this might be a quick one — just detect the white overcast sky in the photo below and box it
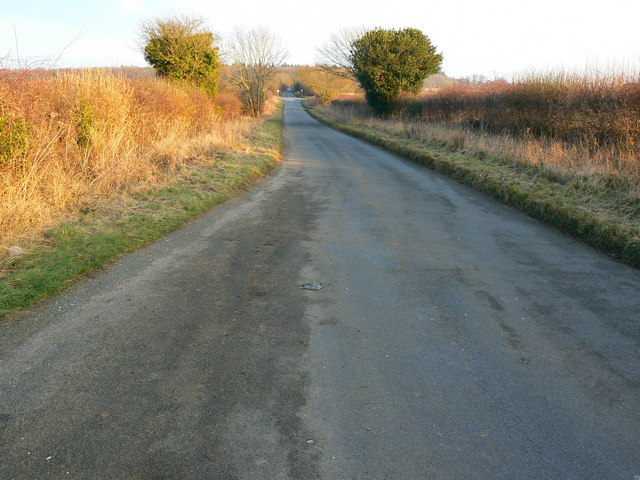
[2,0,639,78]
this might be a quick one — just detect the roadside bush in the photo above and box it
[399,73,640,159]
[0,113,31,163]
[294,66,357,105]
[215,91,243,118]
[327,70,640,178]
[226,27,288,116]
[75,99,95,150]
[141,15,220,96]
[0,69,253,251]
[351,28,442,115]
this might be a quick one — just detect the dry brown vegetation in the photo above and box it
[330,71,640,179]
[294,66,359,105]
[0,68,263,254]
[311,70,639,266]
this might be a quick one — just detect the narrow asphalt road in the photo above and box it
[1,97,639,480]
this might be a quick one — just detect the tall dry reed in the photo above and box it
[0,69,251,253]
[331,70,640,178]
[402,72,640,176]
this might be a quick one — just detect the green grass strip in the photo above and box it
[0,105,283,318]
[304,102,640,269]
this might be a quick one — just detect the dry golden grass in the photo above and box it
[308,100,639,267]
[326,98,640,224]
[321,69,640,253]
[0,69,255,255]
[330,75,640,180]
[390,71,640,178]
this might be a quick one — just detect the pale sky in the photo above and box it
[2,0,639,78]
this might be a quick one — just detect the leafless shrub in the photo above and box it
[315,27,365,80]
[225,27,288,116]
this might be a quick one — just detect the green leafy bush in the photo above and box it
[351,28,443,115]
[75,99,95,150]
[141,15,220,97]
[0,113,31,163]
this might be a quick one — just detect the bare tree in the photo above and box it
[296,66,357,105]
[226,27,288,116]
[315,27,365,80]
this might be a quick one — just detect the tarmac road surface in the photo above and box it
[1,96,639,479]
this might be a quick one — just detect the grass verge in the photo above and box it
[304,101,640,269]
[0,104,283,319]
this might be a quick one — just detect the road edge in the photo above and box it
[0,103,285,319]
[302,101,639,269]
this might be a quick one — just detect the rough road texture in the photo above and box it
[1,97,639,479]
